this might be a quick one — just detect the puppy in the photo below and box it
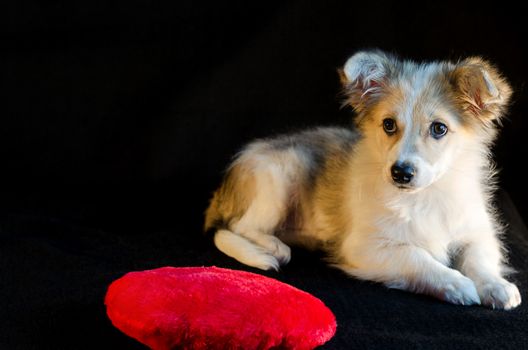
[205,50,521,309]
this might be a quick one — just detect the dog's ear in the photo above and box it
[449,57,512,124]
[339,50,395,113]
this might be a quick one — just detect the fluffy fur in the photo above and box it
[205,50,521,309]
[105,267,336,349]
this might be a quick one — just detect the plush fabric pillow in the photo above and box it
[105,266,336,350]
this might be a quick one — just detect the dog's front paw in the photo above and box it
[438,273,481,306]
[476,278,521,310]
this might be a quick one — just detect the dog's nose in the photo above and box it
[391,163,415,184]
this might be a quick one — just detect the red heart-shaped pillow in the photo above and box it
[105,266,336,349]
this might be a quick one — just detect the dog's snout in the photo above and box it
[391,162,415,184]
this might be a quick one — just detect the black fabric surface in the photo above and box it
[2,1,528,349]
[1,191,527,349]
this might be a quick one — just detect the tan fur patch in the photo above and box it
[204,161,256,231]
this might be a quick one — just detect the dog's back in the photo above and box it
[205,127,360,269]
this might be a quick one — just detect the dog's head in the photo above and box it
[340,50,512,191]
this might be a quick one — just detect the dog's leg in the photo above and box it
[214,230,285,271]
[458,237,521,310]
[214,229,291,271]
[214,160,293,271]
[340,243,481,306]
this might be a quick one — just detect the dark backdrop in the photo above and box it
[2,1,528,229]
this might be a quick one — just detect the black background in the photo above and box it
[2,1,528,349]
[2,1,528,227]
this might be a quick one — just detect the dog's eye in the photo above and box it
[430,122,448,139]
[383,118,397,135]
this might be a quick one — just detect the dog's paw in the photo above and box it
[254,235,291,265]
[245,252,281,271]
[268,237,291,265]
[439,273,481,306]
[476,279,521,310]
